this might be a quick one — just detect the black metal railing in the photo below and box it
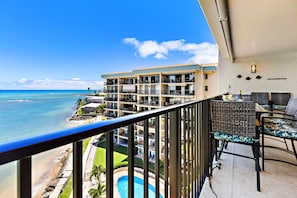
[0,97,215,198]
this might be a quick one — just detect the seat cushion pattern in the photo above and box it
[264,118,297,140]
[273,105,287,112]
[214,132,259,144]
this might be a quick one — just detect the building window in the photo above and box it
[205,74,208,79]
[205,86,208,91]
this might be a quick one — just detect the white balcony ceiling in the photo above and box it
[198,0,297,61]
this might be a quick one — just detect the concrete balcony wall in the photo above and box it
[217,51,297,96]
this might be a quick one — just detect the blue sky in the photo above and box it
[0,0,217,90]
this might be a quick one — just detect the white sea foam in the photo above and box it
[7,99,33,103]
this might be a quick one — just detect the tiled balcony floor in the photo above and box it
[200,137,297,198]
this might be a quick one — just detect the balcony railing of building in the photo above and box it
[105,79,118,85]
[120,98,137,103]
[104,97,118,101]
[0,97,215,198]
[120,79,137,84]
[103,89,118,93]
[138,80,160,84]
[120,90,137,94]
[137,90,160,95]
[138,100,159,107]
[105,105,118,110]
[162,90,195,96]
[120,107,137,112]
[162,78,195,83]
[104,113,118,118]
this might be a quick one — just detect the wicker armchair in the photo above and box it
[210,100,260,191]
[261,97,297,170]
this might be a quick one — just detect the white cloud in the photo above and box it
[123,38,218,64]
[154,53,167,59]
[0,78,104,90]
[19,78,28,83]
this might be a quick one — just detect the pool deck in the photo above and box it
[113,167,165,198]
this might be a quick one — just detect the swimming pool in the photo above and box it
[117,175,163,198]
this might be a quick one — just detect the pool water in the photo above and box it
[117,176,163,198]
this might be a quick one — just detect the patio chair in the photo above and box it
[270,92,291,112]
[251,92,270,109]
[261,97,297,170]
[210,100,260,191]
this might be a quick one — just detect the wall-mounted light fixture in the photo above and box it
[251,64,256,73]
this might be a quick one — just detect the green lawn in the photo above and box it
[93,146,128,169]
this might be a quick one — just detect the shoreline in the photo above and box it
[0,116,99,198]
[33,116,99,198]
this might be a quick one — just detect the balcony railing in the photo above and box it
[0,97,215,198]
[162,90,195,96]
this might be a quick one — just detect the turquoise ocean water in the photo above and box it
[0,90,90,195]
[0,90,89,144]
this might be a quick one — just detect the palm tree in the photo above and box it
[89,164,106,198]
[89,164,105,182]
[88,182,106,198]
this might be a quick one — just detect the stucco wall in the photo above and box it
[217,51,297,97]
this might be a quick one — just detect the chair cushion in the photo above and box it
[260,104,271,110]
[214,132,259,144]
[263,118,297,140]
[273,105,287,112]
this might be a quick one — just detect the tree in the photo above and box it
[88,165,106,198]
[96,103,106,115]
[89,164,105,181]
[88,182,106,198]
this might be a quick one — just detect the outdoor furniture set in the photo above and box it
[209,92,297,191]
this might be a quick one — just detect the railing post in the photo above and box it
[17,156,32,198]
[106,131,114,198]
[155,115,160,198]
[128,124,134,198]
[144,119,149,198]
[164,113,169,198]
[73,140,83,198]
[170,109,181,198]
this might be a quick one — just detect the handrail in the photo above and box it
[0,99,204,165]
[0,96,219,198]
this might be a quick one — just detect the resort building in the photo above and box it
[101,63,217,159]
[3,2,297,198]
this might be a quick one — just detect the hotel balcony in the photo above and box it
[162,90,195,96]
[0,97,216,198]
[137,90,160,95]
[104,97,118,102]
[119,98,137,103]
[1,93,297,198]
[1,1,297,198]
[103,89,118,93]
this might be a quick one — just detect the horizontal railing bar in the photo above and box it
[0,97,215,165]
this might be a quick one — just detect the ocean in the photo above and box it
[0,90,89,144]
[0,90,90,197]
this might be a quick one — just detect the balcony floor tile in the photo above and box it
[200,138,297,198]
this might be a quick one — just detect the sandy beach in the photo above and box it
[0,116,98,198]
[0,146,70,198]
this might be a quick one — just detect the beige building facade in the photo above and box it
[101,63,217,159]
